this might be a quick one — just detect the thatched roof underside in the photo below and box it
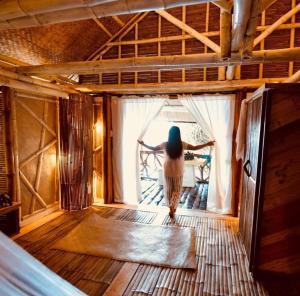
[0,0,299,92]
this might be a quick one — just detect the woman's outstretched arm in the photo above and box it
[185,140,215,151]
[137,140,163,151]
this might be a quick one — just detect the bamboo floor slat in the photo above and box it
[14,205,295,295]
[140,181,208,210]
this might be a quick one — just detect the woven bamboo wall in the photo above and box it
[11,91,59,220]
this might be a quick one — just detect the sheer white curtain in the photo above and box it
[180,94,235,214]
[112,96,167,204]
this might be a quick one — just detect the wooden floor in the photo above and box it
[14,206,300,296]
[141,180,208,210]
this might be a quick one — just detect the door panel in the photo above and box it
[239,96,263,266]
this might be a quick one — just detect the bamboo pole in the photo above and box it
[0,0,219,30]
[259,10,265,79]
[30,101,48,214]
[182,6,186,82]
[289,0,296,77]
[16,100,56,136]
[204,2,210,81]
[56,100,61,209]
[106,22,300,46]
[0,68,74,94]
[112,15,124,26]
[254,3,300,47]
[19,139,57,169]
[75,77,287,93]
[16,48,300,75]
[243,0,260,56]
[0,0,118,20]
[260,0,278,12]
[157,10,221,53]
[0,74,69,98]
[220,9,232,60]
[19,171,47,208]
[231,0,252,52]
[89,13,148,61]
[213,0,233,12]
[285,69,300,83]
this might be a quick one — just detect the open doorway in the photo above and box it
[111,94,235,215]
[139,100,212,210]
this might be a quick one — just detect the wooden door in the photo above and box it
[239,95,265,270]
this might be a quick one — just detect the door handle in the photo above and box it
[243,159,252,177]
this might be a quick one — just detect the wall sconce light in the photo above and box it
[95,121,102,134]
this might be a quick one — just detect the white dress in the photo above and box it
[158,142,188,209]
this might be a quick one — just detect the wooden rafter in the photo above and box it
[75,78,287,93]
[112,16,125,26]
[156,10,221,53]
[285,69,300,83]
[261,0,279,12]
[93,18,112,37]
[254,3,300,47]
[105,22,300,46]
[16,48,300,76]
[87,13,148,61]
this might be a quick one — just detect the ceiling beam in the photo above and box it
[75,78,286,94]
[16,48,300,76]
[156,10,221,53]
[254,3,300,47]
[105,22,300,46]
[0,0,223,30]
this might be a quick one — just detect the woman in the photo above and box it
[138,126,214,218]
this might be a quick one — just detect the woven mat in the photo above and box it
[53,213,196,269]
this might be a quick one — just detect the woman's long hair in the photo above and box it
[166,126,183,159]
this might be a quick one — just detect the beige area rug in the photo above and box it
[53,213,197,269]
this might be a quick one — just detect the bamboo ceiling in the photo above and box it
[0,0,299,93]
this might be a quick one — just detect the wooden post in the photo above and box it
[103,94,113,204]
[232,90,246,217]
[56,100,61,209]
[9,89,21,216]
[289,0,296,77]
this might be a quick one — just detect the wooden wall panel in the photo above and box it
[254,86,300,276]
[0,89,10,194]
[12,92,59,221]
